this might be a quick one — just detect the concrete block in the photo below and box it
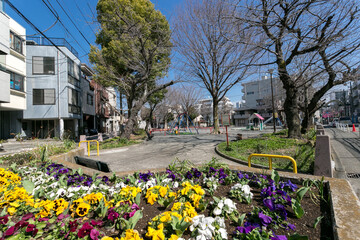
[316,129,325,135]
[314,135,332,177]
[79,135,87,153]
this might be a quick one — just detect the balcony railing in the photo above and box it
[27,36,78,57]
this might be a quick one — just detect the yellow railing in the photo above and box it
[248,153,297,173]
[79,140,100,157]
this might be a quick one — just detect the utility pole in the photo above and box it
[269,69,276,133]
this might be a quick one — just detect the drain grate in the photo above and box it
[347,173,360,179]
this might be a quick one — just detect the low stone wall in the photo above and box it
[48,148,360,240]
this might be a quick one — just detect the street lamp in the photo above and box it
[268,69,276,133]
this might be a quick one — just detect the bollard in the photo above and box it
[79,135,87,154]
[314,135,332,177]
[98,133,103,142]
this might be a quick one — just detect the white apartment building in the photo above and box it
[0,6,26,139]
[233,76,283,126]
[106,87,121,134]
[198,96,233,126]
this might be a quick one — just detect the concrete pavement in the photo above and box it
[89,128,273,172]
[326,128,360,199]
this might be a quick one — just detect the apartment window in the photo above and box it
[33,89,55,105]
[10,72,24,92]
[247,91,254,95]
[87,94,93,105]
[67,58,80,86]
[68,88,81,114]
[32,57,55,75]
[10,32,23,54]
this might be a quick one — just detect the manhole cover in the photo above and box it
[347,173,360,179]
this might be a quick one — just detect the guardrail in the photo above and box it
[79,140,99,157]
[248,153,297,173]
[335,122,349,132]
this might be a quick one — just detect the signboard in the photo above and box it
[221,114,230,126]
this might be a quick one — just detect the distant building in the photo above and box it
[22,36,81,139]
[92,81,110,133]
[0,9,27,139]
[198,97,233,126]
[106,87,121,134]
[233,76,284,126]
[80,64,95,134]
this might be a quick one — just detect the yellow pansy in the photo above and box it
[171,202,182,211]
[120,229,143,240]
[7,207,16,215]
[76,202,90,217]
[159,186,168,198]
[169,235,179,240]
[146,223,165,240]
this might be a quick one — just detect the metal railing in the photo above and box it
[79,140,99,157]
[335,122,349,132]
[248,153,297,173]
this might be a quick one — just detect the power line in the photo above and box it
[40,0,88,55]
[54,0,92,46]
[75,1,97,36]
[4,0,69,58]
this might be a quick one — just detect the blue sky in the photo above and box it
[4,0,247,104]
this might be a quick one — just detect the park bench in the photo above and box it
[74,156,110,172]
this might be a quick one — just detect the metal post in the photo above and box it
[269,69,276,133]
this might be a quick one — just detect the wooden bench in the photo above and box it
[74,156,110,172]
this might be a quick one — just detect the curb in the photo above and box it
[214,144,287,171]
[330,143,347,179]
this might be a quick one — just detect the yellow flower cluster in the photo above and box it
[83,192,113,207]
[0,187,34,215]
[120,229,143,240]
[116,186,142,202]
[178,182,205,208]
[0,168,21,191]
[34,198,69,218]
[145,186,176,205]
[70,198,91,217]
[147,201,198,240]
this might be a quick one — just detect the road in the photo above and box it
[326,128,360,198]
[90,128,274,172]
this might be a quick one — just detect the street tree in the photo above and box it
[173,0,255,133]
[238,0,360,137]
[89,0,174,139]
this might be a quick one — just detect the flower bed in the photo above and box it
[0,160,331,240]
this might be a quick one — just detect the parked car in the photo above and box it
[88,129,98,136]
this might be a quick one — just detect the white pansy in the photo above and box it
[213,207,222,216]
[219,228,228,239]
[190,215,227,240]
[173,181,179,188]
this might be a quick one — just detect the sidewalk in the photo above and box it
[326,128,360,199]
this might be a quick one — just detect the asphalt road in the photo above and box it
[90,128,274,172]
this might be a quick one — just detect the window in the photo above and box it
[10,72,24,92]
[68,88,81,114]
[32,57,55,75]
[87,94,93,105]
[33,89,55,105]
[10,32,23,54]
[67,57,80,86]
[247,91,254,95]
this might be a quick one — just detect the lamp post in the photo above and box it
[269,69,276,133]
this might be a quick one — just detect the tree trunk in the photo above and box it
[122,101,143,139]
[283,88,301,138]
[301,111,314,134]
[213,99,220,134]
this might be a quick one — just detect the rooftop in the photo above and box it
[26,36,78,57]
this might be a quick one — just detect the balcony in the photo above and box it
[27,36,78,57]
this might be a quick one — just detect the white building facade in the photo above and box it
[0,7,27,139]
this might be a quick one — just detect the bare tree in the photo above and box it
[173,0,255,133]
[237,0,360,137]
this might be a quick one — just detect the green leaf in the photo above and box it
[292,199,304,218]
[296,187,309,201]
[313,216,324,228]
[77,168,83,176]
[288,234,309,240]
[0,207,7,217]
[127,210,143,229]
[238,213,246,226]
[22,180,35,194]
[271,170,280,184]
[135,193,141,206]
[36,222,47,229]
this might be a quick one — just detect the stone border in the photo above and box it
[49,147,360,240]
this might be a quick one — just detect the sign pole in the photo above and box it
[226,125,229,148]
